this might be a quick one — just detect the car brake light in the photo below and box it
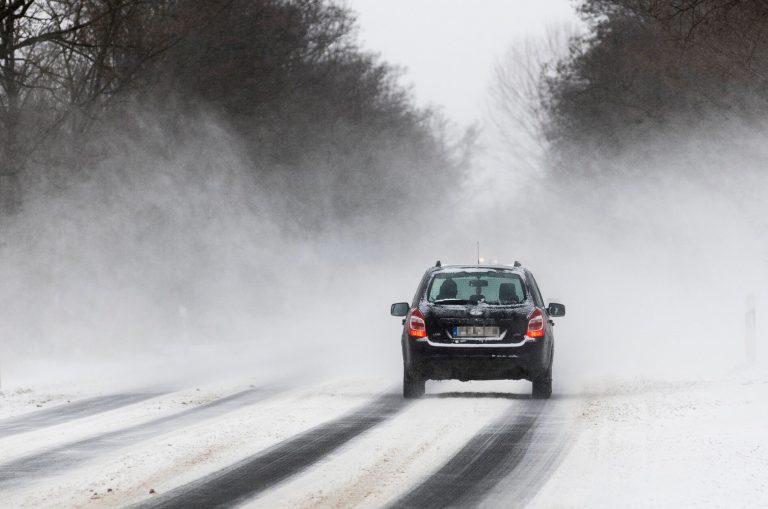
[408,308,427,338]
[527,308,545,338]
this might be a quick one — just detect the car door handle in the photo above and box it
[548,320,555,326]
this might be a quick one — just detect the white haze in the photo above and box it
[0,109,766,393]
[350,0,576,125]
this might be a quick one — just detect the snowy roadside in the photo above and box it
[0,386,90,421]
[528,371,768,508]
[0,341,318,422]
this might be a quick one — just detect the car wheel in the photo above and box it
[532,348,553,399]
[403,367,426,399]
[531,376,552,399]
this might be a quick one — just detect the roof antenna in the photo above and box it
[477,241,480,265]
[435,260,441,267]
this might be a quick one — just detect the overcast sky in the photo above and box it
[349,0,578,125]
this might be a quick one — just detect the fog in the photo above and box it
[1,107,765,393]
[519,124,768,386]
[1,0,766,395]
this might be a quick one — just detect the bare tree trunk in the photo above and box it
[0,0,21,215]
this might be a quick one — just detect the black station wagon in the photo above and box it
[391,262,565,399]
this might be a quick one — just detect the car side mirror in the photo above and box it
[547,302,566,317]
[391,302,410,317]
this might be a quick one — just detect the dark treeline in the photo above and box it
[0,0,470,222]
[539,0,768,174]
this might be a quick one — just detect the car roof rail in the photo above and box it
[435,260,441,267]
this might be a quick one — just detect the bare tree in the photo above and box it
[0,0,182,213]
[488,24,577,176]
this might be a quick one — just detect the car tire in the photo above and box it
[403,367,426,399]
[531,376,552,399]
[532,346,553,399]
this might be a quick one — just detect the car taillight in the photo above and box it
[527,308,545,338]
[408,308,427,338]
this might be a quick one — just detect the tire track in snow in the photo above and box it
[138,393,407,509]
[478,401,575,509]
[0,393,162,439]
[390,400,549,509]
[0,387,275,491]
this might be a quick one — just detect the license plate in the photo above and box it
[452,325,500,338]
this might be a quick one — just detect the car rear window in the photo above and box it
[426,271,526,305]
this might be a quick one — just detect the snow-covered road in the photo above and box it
[0,374,766,508]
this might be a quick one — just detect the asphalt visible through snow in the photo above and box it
[0,386,574,508]
[0,393,162,439]
[0,387,276,491]
[390,399,551,509]
[135,393,570,509]
[137,393,408,509]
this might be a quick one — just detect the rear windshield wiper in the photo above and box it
[433,298,472,305]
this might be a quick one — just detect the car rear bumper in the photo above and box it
[405,336,550,381]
